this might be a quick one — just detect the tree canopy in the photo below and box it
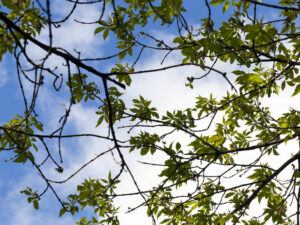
[1,0,300,224]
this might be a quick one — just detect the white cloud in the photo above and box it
[0,57,9,87]
[6,44,299,225]
[1,195,76,225]
[125,53,231,112]
[0,168,77,225]
[16,0,107,127]
[36,0,102,57]
[9,40,259,225]
[3,2,300,224]
[0,69,8,87]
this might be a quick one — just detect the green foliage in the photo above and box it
[130,131,160,155]
[67,73,100,103]
[0,0,46,61]
[59,174,120,225]
[130,96,159,122]
[112,63,133,85]
[96,87,126,126]
[20,187,40,210]
[0,114,42,163]
[2,0,300,224]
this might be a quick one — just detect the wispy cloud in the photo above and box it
[2,1,299,224]
[0,59,8,87]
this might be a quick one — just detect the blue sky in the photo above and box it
[0,1,299,224]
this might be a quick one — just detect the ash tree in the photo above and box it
[1,0,300,224]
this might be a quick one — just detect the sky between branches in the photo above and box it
[0,1,300,224]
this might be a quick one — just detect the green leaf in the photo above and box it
[118,51,127,61]
[225,192,234,198]
[124,75,132,86]
[94,26,105,35]
[96,116,104,127]
[35,123,43,132]
[210,0,226,6]
[103,29,109,40]
[292,84,300,96]
[14,153,28,163]
[232,70,245,75]
[294,171,300,178]
[33,200,39,210]
[100,207,106,217]
[292,76,300,83]
[141,147,149,155]
[223,0,230,13]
